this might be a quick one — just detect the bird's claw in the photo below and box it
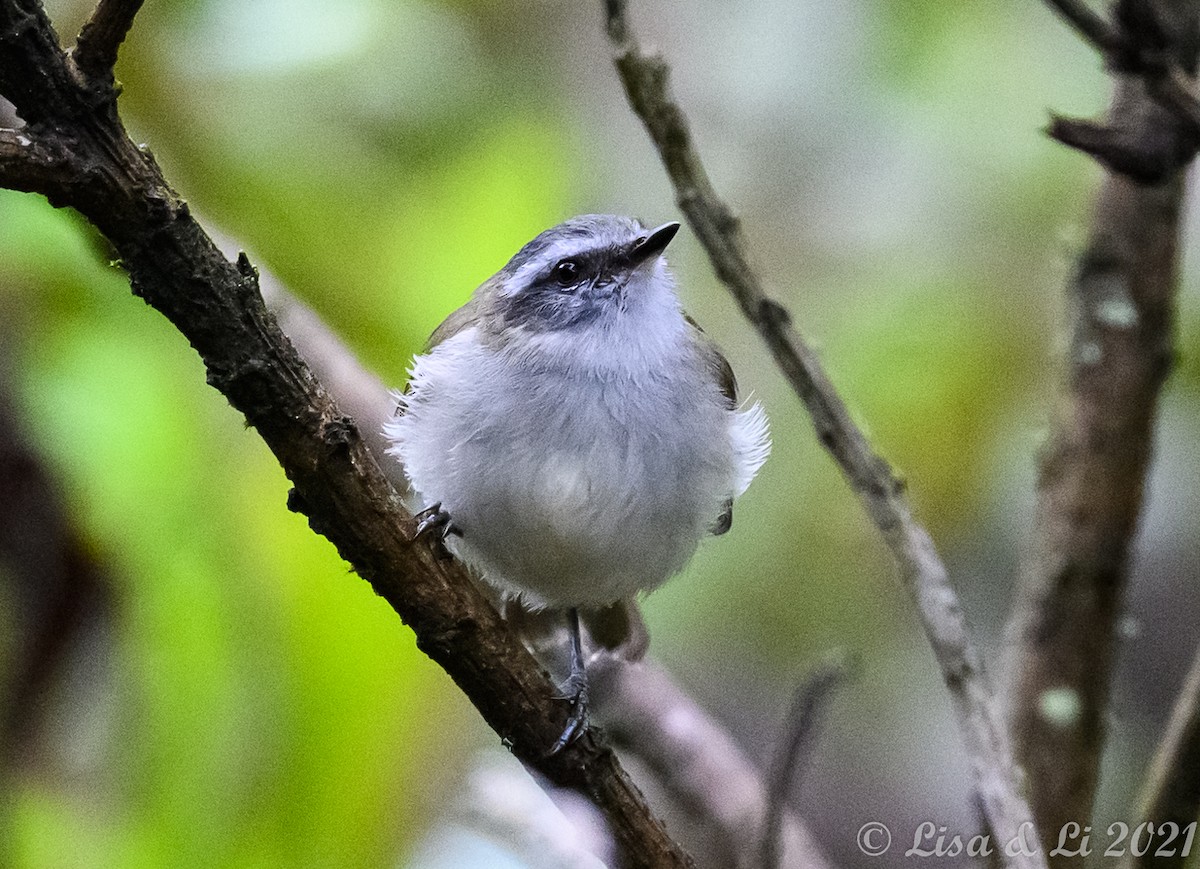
[410,502,461,559]
[548,608,589,756]
[549,675,589,756]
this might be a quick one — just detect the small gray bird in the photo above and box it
[385,214,769,749]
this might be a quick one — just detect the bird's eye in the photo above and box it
[552,259,580,287]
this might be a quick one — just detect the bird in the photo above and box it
[385,214,769,751]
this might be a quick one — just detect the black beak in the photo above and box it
[630,221,681,265]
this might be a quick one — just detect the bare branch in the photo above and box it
[71,0,145,83]
[592,659,834,869]
[208,230,406,494]
[761,655,851,869]
[1042,0,1200,181]
[1149,63,1200,131]
[1124,643,1200,869]
[0,126,24,160]
[1043,0,1123,53]
[0,127,68,195]
[1047,113,1196,183]
[602,2,1044,864]
[1005,2,1195,844]
[0,2,692,864]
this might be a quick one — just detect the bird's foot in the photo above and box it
[549,670,589,756]
[548,607,589,755]
[408,502,461,559]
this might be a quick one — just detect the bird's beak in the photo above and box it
[629,221,681,265]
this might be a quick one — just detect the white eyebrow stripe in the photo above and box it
[505,237,599,295]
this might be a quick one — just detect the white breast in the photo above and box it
[385,326,763,609]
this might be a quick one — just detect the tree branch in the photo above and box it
[591,659,833,869]
[1041,0,1200,182]
[0,128,67,195]
[1152,63,1200,131]
[0,1,692,865]
[0,126,23,158]
[210,230,406,492]
[1043,0,1124,53]
[1125,641,1200,869]
[71,0,144,84]
[1005,2,1195,849]
[760,656,850,869]
[602,2,1045,864]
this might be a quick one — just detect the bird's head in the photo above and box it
[483,214,681,335]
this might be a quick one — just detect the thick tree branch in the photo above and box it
[1005,3,1195,851]
[212,231,406,491]
[0,2,691,865]
[0,128,67,194]
[0,127,24,163]
[1153,62,1200,130]
[602,2,1044,864]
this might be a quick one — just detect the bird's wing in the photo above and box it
[685,314,737,409]
[686,315,738,536]
[395,279,494,415]
[426,291,486,350]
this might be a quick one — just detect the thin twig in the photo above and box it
[602,2,1045,865]
[1124,642,1200,869]
[591,658,834,869]
[1043,0,1123,53]
[0,2,693,864]
[71,0,145,83]
[760,655,851,869]
[1047,112,1193,183]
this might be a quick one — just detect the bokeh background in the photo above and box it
[2,0,1199,866]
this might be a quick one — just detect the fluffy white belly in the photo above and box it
[389,347,737,609]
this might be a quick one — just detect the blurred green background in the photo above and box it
[2,0,1199,866]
